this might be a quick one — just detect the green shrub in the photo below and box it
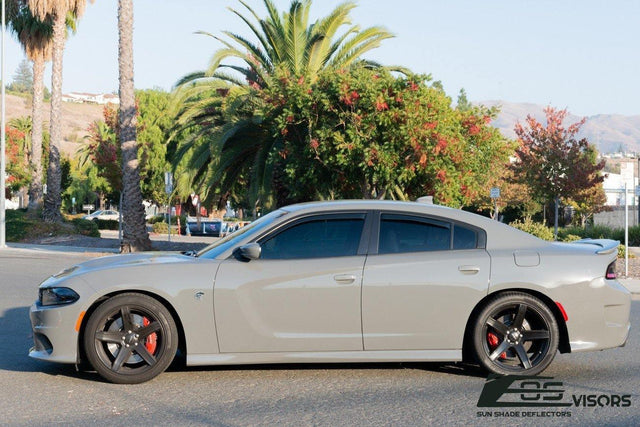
[627,226,640,246]
[95,219,119,230]
[561,234,582,242]
[152,222,169,234]
[6,209,30,241]
[618,244,628,259]
[557,226,586,240]
[509,218,554,241]
[72,218,100,237]
[148,214,185,226]
[148,215,165,224]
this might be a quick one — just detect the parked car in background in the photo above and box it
[185,217,224,237]
[29,200,630,384]
[82,210,120,221]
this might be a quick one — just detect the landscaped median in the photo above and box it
[6,209,100,242]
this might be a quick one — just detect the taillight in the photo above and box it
[606,261,616,280]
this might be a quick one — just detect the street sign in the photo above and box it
[621,162,635,187]
[164,172,173,195]
[490,187,500,199]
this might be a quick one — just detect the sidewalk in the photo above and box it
[619,278,640,299]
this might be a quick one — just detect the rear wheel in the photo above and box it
[472,292,559,375]
[83,293,178,384]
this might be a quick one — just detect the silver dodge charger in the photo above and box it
[29,201,631,383]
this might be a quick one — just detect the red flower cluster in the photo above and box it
[342,90,360,106]
[433,138,448,155]
[375,95,388,111]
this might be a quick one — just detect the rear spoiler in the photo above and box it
[572,238,620,255]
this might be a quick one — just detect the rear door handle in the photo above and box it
[458,265,480,274]
[334,274,356,284]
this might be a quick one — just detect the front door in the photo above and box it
[214,213,368,353]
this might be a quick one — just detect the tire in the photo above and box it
[471,292,559,376]
[83,293,178,384]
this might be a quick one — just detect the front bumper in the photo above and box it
[29,302,81,364]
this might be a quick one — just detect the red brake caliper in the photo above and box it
[143,317,157,354]
[487,332,506,359]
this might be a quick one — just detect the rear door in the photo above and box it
[362,212,490,350]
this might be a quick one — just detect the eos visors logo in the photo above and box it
[477,375,631,409]
[478,375,571,408]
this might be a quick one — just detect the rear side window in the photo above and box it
[379,215,451,254]
[260,217,365,259]
[453,224,478,250]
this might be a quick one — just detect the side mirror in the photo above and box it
[234,242,261,261]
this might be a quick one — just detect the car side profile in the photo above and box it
[29,200,631,383]
[82,210,120,221]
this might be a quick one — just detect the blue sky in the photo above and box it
[4,0,639,116]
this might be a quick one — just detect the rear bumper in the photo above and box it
[567,278,631,352]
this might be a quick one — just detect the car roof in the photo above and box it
[278,200,546,250]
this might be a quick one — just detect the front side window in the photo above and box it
[260,216,365,259]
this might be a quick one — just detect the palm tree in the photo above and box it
[28,0,88,222]
[7,1,53,213]
[118,0,151,252]
[202,0,392,87]
[173,0,393,209]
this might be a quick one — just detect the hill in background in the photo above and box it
[484,100,640,154]
[5,93,104,157]
[6,94,640,158]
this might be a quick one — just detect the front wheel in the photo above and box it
[471,292,559,376]
[83,293,178,384]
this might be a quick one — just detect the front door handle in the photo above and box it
[458,265,480,274]
[334,274,356,284]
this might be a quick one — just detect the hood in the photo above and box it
[51,252,195,280]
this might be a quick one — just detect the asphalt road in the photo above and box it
[1,249,639,426]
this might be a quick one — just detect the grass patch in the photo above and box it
[5,209,100,241]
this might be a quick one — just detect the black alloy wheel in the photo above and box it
[83,293,178,384]
[472,292,559,375]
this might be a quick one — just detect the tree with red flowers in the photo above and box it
[5,126,32,193]
[511,107,605,238]
[264,65,512,206]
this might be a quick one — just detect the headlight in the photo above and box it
[39,287,80,306]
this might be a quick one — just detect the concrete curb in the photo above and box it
[4,243,118,257]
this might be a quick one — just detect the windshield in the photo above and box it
[197,209,288,259]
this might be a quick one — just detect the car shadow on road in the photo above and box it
[0,306,93,380]
[0,304,485,381]
[173,361,488,378]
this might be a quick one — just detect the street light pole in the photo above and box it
[1,0,7,249]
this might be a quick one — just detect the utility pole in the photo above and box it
[1,0,7,249]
